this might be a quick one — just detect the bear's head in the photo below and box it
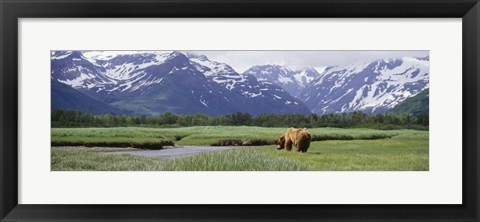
[277,135,285,150]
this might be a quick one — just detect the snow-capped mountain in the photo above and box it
[243,65,320,97]
[51,51,177,96]
[186,52,247,91]
[95,52,171,80]
[186,53,307,112]
[51,51,115,90]
[51,51,429,116]
[51,51,310,116]
[300,57,430,114]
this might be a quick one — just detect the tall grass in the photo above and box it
[161,148,308,171]
[51,127,178,149]
[52,150,167,171]
[51,129,428,171]
[51,127,428,171]
[271,133,429,171]
[51,148,307,171]
[51,126,399,148]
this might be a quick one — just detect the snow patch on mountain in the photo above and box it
[51,51,73,60]
[301,56,429,114]
[243,65,321,97]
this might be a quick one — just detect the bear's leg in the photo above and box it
[301,141,311,153]
[295,139,302,152]
[285,140,293,151]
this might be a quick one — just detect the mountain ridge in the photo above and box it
[243,65,320,97]
[51,51,310,116]
[300,56,429,114]
[51,51,429,116]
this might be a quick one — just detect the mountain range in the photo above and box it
[299,56,429,114]
[243,65,320,97]
[51,51,429,116]
[51,51,309,116]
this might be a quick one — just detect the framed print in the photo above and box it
[1,0,479,221]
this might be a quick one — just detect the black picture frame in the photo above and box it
[1,0,479,221]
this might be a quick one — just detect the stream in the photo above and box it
[101,146,251,159]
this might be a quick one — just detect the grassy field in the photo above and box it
[51,126,428,171]
[51,126,397,147]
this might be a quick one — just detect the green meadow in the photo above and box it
[51,126,428,171]
[51,126,397,147]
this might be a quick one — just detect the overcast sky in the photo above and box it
[83,50,429,73]
[193,51,429,73]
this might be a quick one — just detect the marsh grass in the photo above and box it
[51,126,398,148]
[161,148,308,171]
[270,134,429,171]
[51,127,178,149]
[51,128,428,171]
[51,150,167,171]
[51,148,307,171]
[51,126,429,171]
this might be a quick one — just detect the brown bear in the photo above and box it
[277,128,312,153]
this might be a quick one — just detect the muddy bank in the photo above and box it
[211,139,276,146]
[52,146,140,152]
[209,134,393,146]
